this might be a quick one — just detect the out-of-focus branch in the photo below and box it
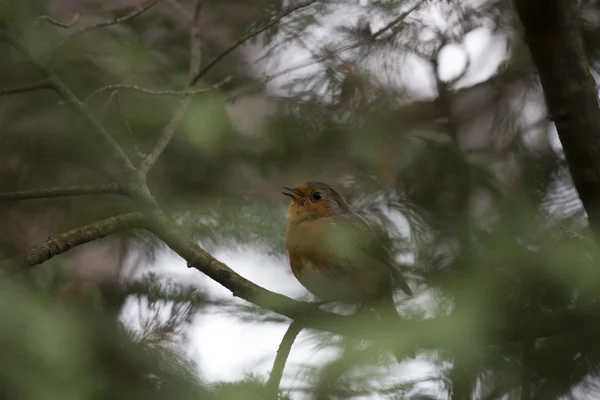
[85,76,232,103]
[49,74,139,176]
[188,0,318,87]
[266,320,303,399]
[7,37,140,178]
[103,91,143,159]
[36,13,80,28]
[0,80,54,95]
[265,0,427,82]
[0,184,127,202]
[0,212,144,271]
[49,0,159,64]
[515,0,600,238]
[139,0,205,176]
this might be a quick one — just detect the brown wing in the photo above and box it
[329,214,413,296]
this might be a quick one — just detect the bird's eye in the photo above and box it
[311,192,323,201]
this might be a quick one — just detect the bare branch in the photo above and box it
[0,183,126,202]
[36,13,80,28]
[0,212,144,271]
[139,0,209,176]
[49,74,139,175]
[103,91,144,159]
[188,0,318,87]
[49,0,159,64]
[188,0,204,85]
[267,320,303,399]
[84,76,232,103]
[7,39,139,177]
[0,80,54,96]
[139,99,190,174]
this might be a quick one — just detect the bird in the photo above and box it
[282,181,413,360]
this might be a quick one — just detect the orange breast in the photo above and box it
[285,218,390,303]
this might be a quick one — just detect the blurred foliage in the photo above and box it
[1,0,600,399]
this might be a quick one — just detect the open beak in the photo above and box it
[281,186,303,201]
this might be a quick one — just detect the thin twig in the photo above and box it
[84,76,232,103]
[7,38,139,177]
[139,0,206,175]
[36,13,80,28]
[370,0,426,40]
[103,91,144,159]
[139,98,190,174]
[48,0,159,64]
[0,212,145,271]
[188,0,317,87]
[0,80,54,96]
[264,0,427,82]
[266,320,303,399]
[49,74,139,175]
[0,183,127,202]
[188,0,204,86]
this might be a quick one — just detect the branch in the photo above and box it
[266,320,303,399]
[139,0,208,176]
[0,212,144,271]
[84,77,232,103]
[49,0,159,64]
[7,39,139,177]
[0,183,126,202]
[188,0,318,87]
[515,0,600,238]
[103,91,143,159]
[141,205,600,357]
[0,80,54,96]
[49,74,139,176]
[265,0,426,82]
[36,13,80,28]
[139,99,190,174]
[370,0,427,40]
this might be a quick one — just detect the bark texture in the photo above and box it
[516,0,600,234]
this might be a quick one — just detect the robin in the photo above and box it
[282,181,413,358]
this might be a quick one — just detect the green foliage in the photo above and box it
[2,0,600,399]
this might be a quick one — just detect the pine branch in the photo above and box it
[103,91,143,159]
[84,76,232,103]
[48,0,159,64]
[188,0,318,87]
[36,13,80,28]
[139,0,209,176]
[0,80,54,96]
[49,73,139,176]
[0,212,144,271]
[265,0,427,82]
[266,320,303,399]
[0,184,126,202]
[7,38,139,177]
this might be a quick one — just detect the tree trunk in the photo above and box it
[515,0,600,236]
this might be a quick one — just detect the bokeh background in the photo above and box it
[1,0,600,399]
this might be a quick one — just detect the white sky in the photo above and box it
[122,3,512,399]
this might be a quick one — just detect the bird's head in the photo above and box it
[282,181,352,223]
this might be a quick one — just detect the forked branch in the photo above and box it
[188,0,318,87]
[49,0,159,64]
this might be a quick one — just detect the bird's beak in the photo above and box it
[281,186,303,201]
